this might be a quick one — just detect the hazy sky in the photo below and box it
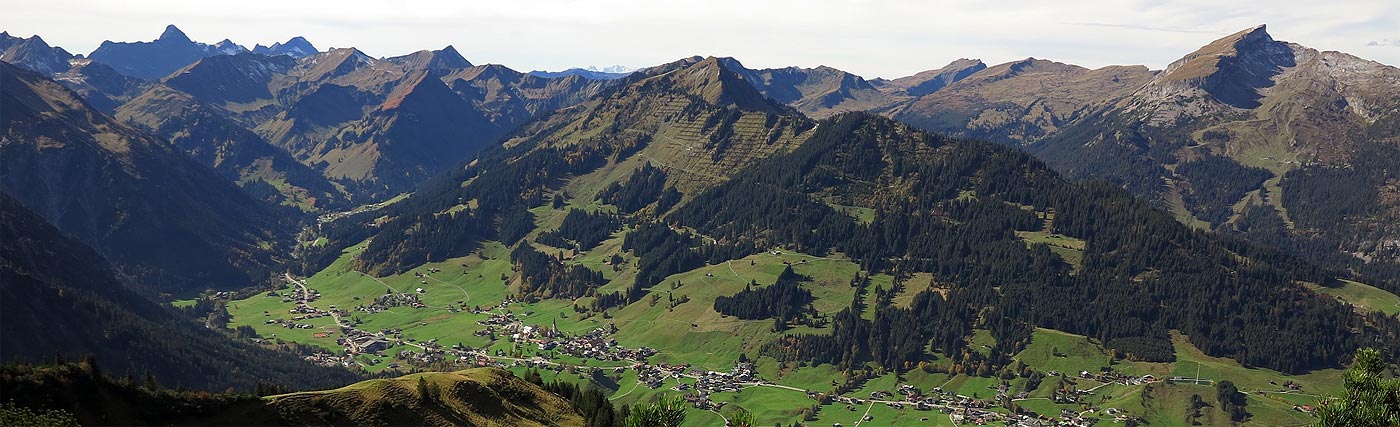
[3,0,1396,78]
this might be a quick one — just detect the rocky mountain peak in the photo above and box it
[1152,24,1295,108]
[887,58,987,96]
[158,24,192,44]
[388,46,473,72]
[436,45,471,67]
[252,36,317,58]
[0,33,76,75]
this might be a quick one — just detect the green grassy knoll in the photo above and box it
[1305,279,1400,316]
[1014,229,1086,271]
[709,385,813,426]
[596,249,866,370]
[1167,332,1341,397]
[1014,328,1170,379]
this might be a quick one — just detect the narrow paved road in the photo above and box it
[357,270,401,293]
[852,400,876,427]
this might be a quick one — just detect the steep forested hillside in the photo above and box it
[670,112,1397,374]
[0,62,288,292]
[334,56,817,276]
[117,85,346,211]
[0,194,358,392]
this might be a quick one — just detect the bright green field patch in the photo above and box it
[1305,279,1400,316]
[827,202,876,224]
[1168,332,1340,399]
[1015,230,1085,270]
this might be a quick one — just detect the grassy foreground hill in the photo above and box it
[0,362,585,427]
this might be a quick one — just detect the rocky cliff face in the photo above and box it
[251,36,318,58]
[889,58,1153,146]
[1029,25,1400,273]
[110,44,610,200]
[0,32,73,75]
[717,57,905,118]
[1119,24,1297,124]
[88,25,236,80]
[876,58,987,97]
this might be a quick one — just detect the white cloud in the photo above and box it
[0,0,1395,78]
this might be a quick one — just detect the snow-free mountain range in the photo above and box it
[2,22,1399,426]
[5,24,1395,274]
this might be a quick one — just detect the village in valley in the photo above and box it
[257,272,1162,427]
[197,230,1331,427]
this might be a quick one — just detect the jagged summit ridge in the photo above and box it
[385,45,473,72]
[882,58,986,97]
[252,36,318,58]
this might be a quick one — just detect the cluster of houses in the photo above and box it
[265,318,317,329]
[286,304,335,321]
[278,287,320,304]
[633,362,757,411]
[637,363,691,389]
[339,328,393,354]
[546,327,656,362]
[358,292,425,313]
[687,364,751,394]
[303,352,357,368]
[396,347,447,365]
[1073,370,1155,386]
[264,297,342,330]
[475,313,657,365]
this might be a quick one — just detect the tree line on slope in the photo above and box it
[670,113,1400,374]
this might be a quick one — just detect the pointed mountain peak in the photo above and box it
[26,34,50,48]
[1196,24,1274,57]
[212,39,246,54]
[1155,23,1294,108]
[158,25,191,43]
[386,46,473,72]
[435,45,472,68]
[279,36,316,55]
[658,56,784,113]
[714,56,749,70]
[889,58,988,97]
[948,58,985,68]
[299,47,376,81]
[644,55,707,74]
[380,69,459,111]
[1162,24,1281,80]
[326,47,371,60]
[986,57,1082,76]
[250,36,317,58]
[1236,24,1270,42]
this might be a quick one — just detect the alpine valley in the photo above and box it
[2,22,1398,427]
